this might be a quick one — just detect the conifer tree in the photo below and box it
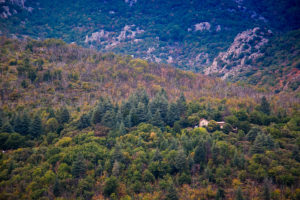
[71,154,86,178]
[30,115,43,137]
[101,110,116,128]
[263,179,271,200]
[139,89,149,106]
[129,107,138,126]
[150,92,168,121]
[251,133,265,154]
[118,121,126,135]
[165,184,178,200]
[78,113,91,130]
[235,187,244,200]
[22,112,30,135]
[136,102,147,123]
[153,149,163,162]
[13,114,23,134]
[2,121,13,133]
[115,109,123,123]
[112,161,120,177]
[166,103,180,126]
[103,176,118,197]
[216,188,225,200]
[124,113,132,128]
[175,149,186,172]
[260,96,270,115]
[92,107,102,124]
[150,110,165,128]
[60,107,70,123]
[194,142,206,164]
[176,92,187,116]
[14,112,30,135]
[47,107,56,119]
[246,127,261,142]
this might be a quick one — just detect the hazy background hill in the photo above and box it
[1,0,299,92]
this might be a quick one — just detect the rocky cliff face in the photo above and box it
[204,27,272,79]
[0,0,32,19]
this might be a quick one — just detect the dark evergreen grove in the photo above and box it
[0,88,299,199]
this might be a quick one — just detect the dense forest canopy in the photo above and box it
[0,37,299,200]
[0,0,299,199]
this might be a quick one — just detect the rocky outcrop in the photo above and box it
[0,0,32,19]
[194,22,211,32]
[204,27,272,79]
[85,25,145,49]
[125,0,137,7]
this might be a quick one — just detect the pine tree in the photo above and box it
[165,184,178,200]
[260,96,270,115]
[194,142,206,164]
[129,107,138,126]
[176,92,187,117]
[112,161,120,177]
[118,121,126,135]
[124,112,132,128]
[136,102,147,123]
[246,127,261,142]
[78,113,91,130]
[153,149,163,162]
[71,154,86,178]
[150,110,165,128]
[175,149,186,172]
[14,113,30,135]
[235,187,244,200]
[216,188,225,200]
[251,133,265,154]
[2,121,13,133]
[149,93,168,121]
[139,89,149,106]
[101,110,116,128]
[53,178,60,196]
[47,107,56,119]
[30,115,43,137]
[0,116,2,129]
[103,176,118,197]
[13,114,23,134]
[146,109,152,123]
[92,107,102,124]
[113,144,124,163]
[166,103,180,126]
[115,109,123,123]
[233,150,240,168]
[22,112,30,135]
[60,107,70,123]
[263,180,271,200]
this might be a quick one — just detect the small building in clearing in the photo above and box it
[216,121,226,129]
[199,119,226,129]
[199,118,209,127]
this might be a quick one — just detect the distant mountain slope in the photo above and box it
[1,37,271,109]
[1,0,299,72]
[204,29,300,92]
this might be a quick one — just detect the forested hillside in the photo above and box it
[0,37,299,200]
[1,0,299,72]
[1,36,281,109]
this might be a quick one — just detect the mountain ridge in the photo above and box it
[1,0,299,73]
